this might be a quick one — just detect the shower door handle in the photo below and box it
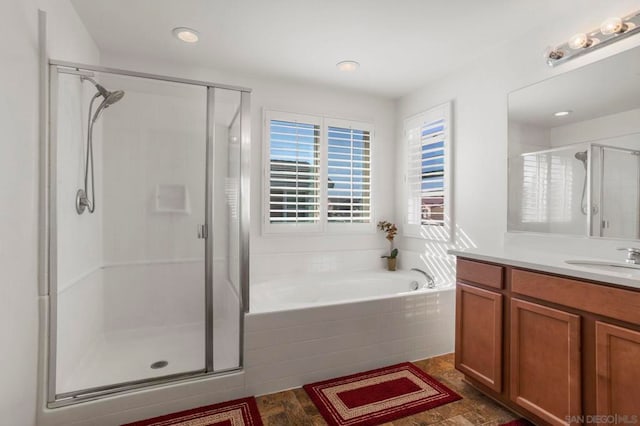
[197,224,208,239]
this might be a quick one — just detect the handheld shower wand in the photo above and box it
[76,76,125,214]
[575,150,589,215]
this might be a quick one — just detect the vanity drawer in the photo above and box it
[511,269,640,325]
[457,259,504,289]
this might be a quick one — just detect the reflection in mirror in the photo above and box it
[508,45,640,240]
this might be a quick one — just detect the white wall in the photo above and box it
[0,0,100,424]
[509,121,550,156]
[396,0,640,279]
[0,3,40,424]
[550,107,640,147]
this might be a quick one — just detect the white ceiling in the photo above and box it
[72,0,583,98]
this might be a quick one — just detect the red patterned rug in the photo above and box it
[303,362,462,426]
[122,396,263,426]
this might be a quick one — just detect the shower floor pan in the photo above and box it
[58,321,238,394]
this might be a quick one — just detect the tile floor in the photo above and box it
[255,353,520,425]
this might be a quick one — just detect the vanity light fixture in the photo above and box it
[336,60,360,72]
[172,27,200,43]
[546,9,640,66]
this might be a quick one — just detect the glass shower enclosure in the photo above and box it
[45,61,250,406]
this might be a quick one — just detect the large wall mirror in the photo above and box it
[508,45,640,240]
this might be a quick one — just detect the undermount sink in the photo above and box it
[565,259,640,275]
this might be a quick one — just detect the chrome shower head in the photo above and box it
[81,76,125,123]
[92,93,124,123]
[104,90,125,107]
[82,76,125,109]
[575,150,588,171]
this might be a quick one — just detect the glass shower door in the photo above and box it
[595,146,640,239]
[54,69,208,396]
[210,88,244,371]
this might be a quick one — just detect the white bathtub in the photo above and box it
[251,270,451,312]
[244,269,456,396]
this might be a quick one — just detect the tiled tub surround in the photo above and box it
[245,272,455,396]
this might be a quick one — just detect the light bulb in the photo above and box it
[568,33,592,49]
[600,17,628,35]
[546,47,564,60]
[336,60,360,72]
[554,111,572,117]
[172,27,200,43]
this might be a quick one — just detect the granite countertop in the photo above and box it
[448,246,640,291]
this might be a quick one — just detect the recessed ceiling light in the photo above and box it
[554,110,572,117]
[336,60,360,72]
[172,27,199,43]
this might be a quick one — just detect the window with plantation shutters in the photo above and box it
[404,102,452,241]
[521,151,573,224]
[266,112,321,227]
[327,122,371,224]
[263,111,374,234]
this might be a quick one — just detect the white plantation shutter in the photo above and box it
[327,123,372,224]
[263,111,375,234]
[267,113,321,226]
[521,153,549,223]
[404,102,452,241]
[408,119,445,225]
[521,151,573,223]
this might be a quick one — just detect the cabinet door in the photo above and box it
[595,321,640,421]
[455,283,503,392]
[510,298,581,426]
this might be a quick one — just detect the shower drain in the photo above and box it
[150,360,169,369]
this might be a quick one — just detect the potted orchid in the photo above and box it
[377,220,398,271]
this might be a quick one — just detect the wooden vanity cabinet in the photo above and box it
[455,283,503,392]
[455,259,505,392]
[510,298,581,424]
[594,322,640,420]
[455,257,640,426]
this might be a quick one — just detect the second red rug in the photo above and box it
[122,396,263,426]
[303,362,462,426]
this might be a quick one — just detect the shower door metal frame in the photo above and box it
[591,143,640,238]
[44,60,251,407]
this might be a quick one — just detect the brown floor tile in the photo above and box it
[256,393,286,418]
[309,415,328,425]
[438,414,476,425]
[263,411,291,426]
[292,387,321,417]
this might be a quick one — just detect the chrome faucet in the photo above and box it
[410,268,436,289]
[617,247,640,264]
